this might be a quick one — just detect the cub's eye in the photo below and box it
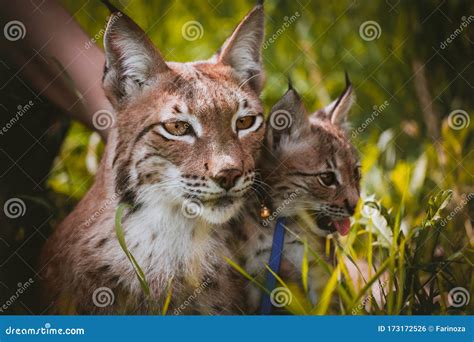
[318,172,337,187]
[163,121,192,136]
[236,116,256,130]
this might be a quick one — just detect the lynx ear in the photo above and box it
[103,10,169,106]
[266,83,308,150]
[310,73,354,127]
[216,3,265,93]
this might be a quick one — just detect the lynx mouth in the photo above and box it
[315,215,351,236]
[203,195,235,208]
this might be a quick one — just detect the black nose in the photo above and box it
[344,199,356,215]
[212,169,243,191]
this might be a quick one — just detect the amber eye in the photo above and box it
[236,116,256,130]
[318,172,337,187]
[163,121,192,136]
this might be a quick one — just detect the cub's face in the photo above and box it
[104,5,265,223]
[264,81,360,236]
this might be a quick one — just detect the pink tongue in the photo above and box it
[333,218,351,236]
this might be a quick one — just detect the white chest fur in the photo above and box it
[104,200,222,295]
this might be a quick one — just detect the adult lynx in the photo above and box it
[41,3,265,314]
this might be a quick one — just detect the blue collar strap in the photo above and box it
[260,217,286,315]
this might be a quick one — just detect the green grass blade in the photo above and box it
[302,239,309,294]
[115,203,151,297]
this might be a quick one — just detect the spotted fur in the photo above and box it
[234,79,361,313]
[40,3,265,314]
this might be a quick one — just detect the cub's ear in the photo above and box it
[266,82,308,150]
[103,9,169,107]
[310,72,354,128]
[216,3,265,93]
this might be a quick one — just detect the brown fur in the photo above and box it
[40,4,265,314]
[232,81,361,312]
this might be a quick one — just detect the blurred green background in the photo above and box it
[1,0,472,314]
[55,0,473,205]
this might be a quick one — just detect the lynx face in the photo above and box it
[104,6,265,224]
[264,79,360,236]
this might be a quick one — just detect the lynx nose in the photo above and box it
[212,168,242,191]
[344,199,357,215]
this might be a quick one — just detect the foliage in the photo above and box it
[49,0,473,315]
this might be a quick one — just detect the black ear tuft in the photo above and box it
[101,0,120,13]
[287,76,294,91]
[310,72,355,127]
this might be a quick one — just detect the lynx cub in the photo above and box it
[234,78,361,312]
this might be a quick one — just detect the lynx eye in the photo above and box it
[236,116,256,130]
[163,121,192,136]
[317,172,337,187]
